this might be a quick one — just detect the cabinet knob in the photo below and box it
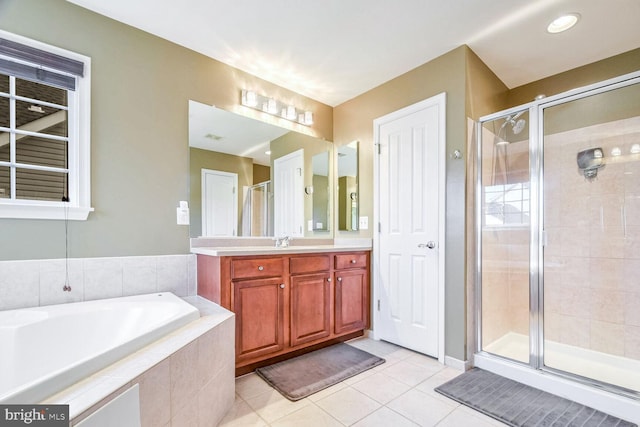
[258,266,264,271]
[280,283,285,289]
[351,259,356,264]
[327,278,332,282]
[337,277,342,282]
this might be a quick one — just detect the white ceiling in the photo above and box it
[67,0,640,107]
[189,101,289,165]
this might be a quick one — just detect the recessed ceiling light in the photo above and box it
[547,13,580,33]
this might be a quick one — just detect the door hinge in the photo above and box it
[232,187,236,194]
[377,299,380,311]
[378,222,381,233]
[377,143,381,155]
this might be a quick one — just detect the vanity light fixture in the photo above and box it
[547,13,580,34]
[241,90,314,126]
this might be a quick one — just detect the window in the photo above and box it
[484,182,530,226]
[0,31,91,220]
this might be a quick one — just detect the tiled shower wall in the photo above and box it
[543,117,640,360]
[0,254,197,311]
[481,227,529,346]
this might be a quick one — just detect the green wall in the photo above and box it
[0,0,332,260]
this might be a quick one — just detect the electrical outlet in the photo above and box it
[359,216,368,230]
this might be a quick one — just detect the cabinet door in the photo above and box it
[334,269,369,334]
[233,277,285,361]
[290,273,331,347]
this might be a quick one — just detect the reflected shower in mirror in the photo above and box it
[188,100,333,238]
[337,141,358,231]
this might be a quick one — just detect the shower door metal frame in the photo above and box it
[475,70,640,399]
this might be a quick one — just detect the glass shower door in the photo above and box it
[541,81,640,393]
[479,110,531,364]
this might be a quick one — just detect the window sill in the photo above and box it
[0,202,94,220]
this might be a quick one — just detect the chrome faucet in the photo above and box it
[275,236,291,247]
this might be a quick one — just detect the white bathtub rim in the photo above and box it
[0,292,200,404]
[45,297,233,420]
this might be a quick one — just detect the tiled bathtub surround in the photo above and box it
[0,254,197,311]
[51,297,235,427]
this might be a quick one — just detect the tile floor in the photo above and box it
[219,338,505,426]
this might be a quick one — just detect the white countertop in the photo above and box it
[191,244,371,257]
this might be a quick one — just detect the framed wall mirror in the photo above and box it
[337,141,358,231]
[188,100,333,238]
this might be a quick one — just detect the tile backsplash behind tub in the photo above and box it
[0,254,197,311]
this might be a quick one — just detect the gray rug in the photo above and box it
[255,343,385,401]
[435,368,637,427]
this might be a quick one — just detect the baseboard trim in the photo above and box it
[445,355,472,371]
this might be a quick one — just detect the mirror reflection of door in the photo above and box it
[201,169,238,237]
[274,149,304,237]
[338,141,358,231]
[312,151,329,231]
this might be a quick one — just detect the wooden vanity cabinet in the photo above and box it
[197,250,370,373]
[289,255,332,347]
[334,253,370,334]
[230,257,286,363]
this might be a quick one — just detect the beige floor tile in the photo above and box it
[235,373,274,400]
[315,387,382,425]
[244,391,311,424]
[352,407,419,427]
[270,403,343,427]
[379,360,440,387]
[403,353,445,371]
[387,389,455,426]
[219,396,268,427]
[350,372,412,404]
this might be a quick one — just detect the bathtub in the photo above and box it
[0,292,200,404]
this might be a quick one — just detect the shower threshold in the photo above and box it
[484,332,640,393]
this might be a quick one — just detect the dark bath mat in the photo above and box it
[435,368,637,427]
[255,343,385,401]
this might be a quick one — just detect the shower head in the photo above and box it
[500,111,526,135]
[512,118,526,134]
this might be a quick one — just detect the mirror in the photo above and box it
[188,100,333,238]
[337,141,358,231]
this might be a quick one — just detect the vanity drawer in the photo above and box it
[231,257,284,279]
[290,255,331,274]
[335,253,367,270]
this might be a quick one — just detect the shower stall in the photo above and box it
[475,71,640,416]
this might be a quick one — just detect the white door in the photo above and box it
[373,93,446,359]
[201,169,238,237]
[273,149,304,237]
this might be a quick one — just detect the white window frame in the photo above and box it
[0,30,92,220]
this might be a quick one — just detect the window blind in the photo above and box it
[0,37,83,91]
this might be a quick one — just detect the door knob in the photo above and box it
[418,242,437,249]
